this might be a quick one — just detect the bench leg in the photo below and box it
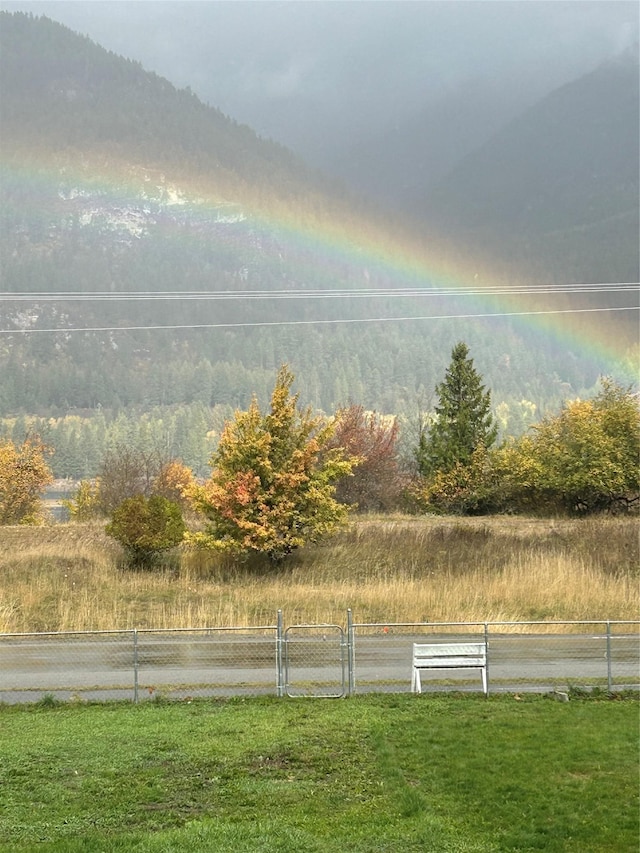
[411,668,422,693]
[481,667,488,696]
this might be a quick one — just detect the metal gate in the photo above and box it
[283,624,347,697]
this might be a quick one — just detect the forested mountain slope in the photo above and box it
[0,11,332,203]
[415,51,640,287]
[0,13,636,477]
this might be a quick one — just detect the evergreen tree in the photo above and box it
[416,342,497,476]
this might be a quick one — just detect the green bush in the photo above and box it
[105,494,185,569]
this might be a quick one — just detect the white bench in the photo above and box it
[411,642,488,695]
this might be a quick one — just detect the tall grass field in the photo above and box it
[0,693,637,852]
[0,515,637,633]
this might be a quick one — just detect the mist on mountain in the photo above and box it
[0,8,637,479]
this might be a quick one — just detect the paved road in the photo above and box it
[352,632,640,694]
[0,630,638,703]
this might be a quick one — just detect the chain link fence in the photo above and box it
[1,615,638,703]
[349,619,640,696]
[0,625,279,704]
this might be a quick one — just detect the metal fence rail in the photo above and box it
[1,615,638,703]
[0,625,279,703]
[349,619,640,696]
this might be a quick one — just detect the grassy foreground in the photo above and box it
[0,693,637,852]
[0,515,638,632]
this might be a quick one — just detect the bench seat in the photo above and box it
[411,641,488,695]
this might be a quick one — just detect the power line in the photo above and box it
[0,282,637,302]
[1,305,637,335]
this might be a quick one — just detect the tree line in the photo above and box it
[1,347,638,568]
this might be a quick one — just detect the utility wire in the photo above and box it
[0,305,637,335]
[0,282,637,302]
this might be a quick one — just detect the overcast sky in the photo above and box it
[1,1,638,170]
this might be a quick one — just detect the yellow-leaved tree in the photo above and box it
[188,365,355,561]
[495,379,640,514]
[0,436,53,524]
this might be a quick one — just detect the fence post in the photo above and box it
[484,622,490,697]
[133,629,139,704]
[276,610,285,698]
[346,608,355,696]
[606,621,612,693]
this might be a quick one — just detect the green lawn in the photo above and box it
[0,693,637,852]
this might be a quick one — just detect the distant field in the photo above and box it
[0,515,637,632]
[0,693,637,852]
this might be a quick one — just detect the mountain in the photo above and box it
[1,12,358,209]
[415,51,640,287]
[0,12,637,477]
[328,77,530,212]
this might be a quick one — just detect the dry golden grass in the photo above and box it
[0,515,637,633]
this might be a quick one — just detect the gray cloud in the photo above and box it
[2,1,638,166]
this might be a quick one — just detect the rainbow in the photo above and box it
[1,153,638,386]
